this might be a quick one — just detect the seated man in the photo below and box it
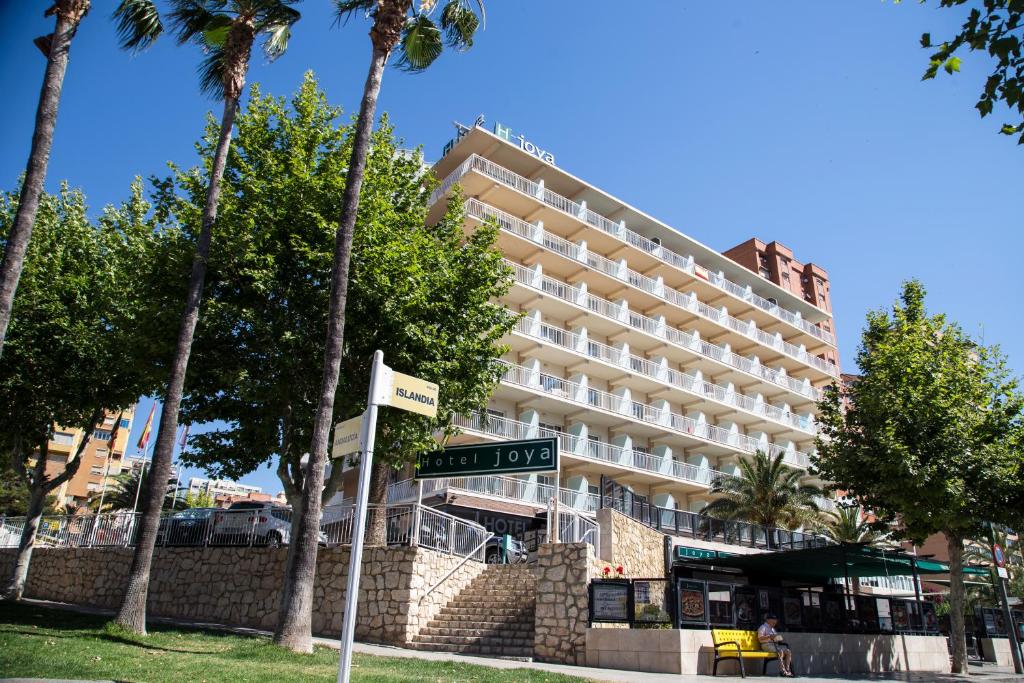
[757,612,795,677]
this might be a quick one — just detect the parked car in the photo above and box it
[212,502,293,547]
[212,502,326,547]
[485,535,528,564]
[157,508,218,546]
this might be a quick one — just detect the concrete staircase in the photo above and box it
[411,563,536,658]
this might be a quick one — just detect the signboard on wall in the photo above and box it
[416,438,558,478]
[590,581,630,623]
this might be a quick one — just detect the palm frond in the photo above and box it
[113,0,163,53]
[333,0,375,25]
[257,3,301,59]
[439,0,479,49]
[197,44,228,99]
[201,13,234,47]
[395,14,443,72]
[167,0,219,46]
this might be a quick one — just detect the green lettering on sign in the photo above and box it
[416,438,559,479]
[674,546,718,560]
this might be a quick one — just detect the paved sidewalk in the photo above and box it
[6,599,1022,683]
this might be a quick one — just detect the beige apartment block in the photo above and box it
[379,120,842,523]
[43,406,136,508]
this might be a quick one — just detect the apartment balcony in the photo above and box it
[507,316,816,439]
[387,474,600,515]
[450,412,723,491]
[469,198,833,377]
[503,257,825,405]
[432,154,838,351]
[492,361,812,469]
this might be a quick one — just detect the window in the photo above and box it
[633,444,650,455]
[86,483,101,492]
[53,432,75,446]
[538,422,562,435]
[92,429,112,441]
[95,449,108,458]
[90,466,104,476]
[541,375,563,394]
[119,418,130,429]
[103,416,115,426]
[587,435,603,459]
[758,268,770,279]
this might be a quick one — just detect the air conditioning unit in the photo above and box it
[651,237,661,246]
[767,297,778,306]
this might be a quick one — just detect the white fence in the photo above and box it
[0,503,489,561]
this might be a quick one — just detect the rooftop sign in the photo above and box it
[440,116,556,166]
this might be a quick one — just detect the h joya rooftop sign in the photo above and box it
[442,116,556,166]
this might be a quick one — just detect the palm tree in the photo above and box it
[818,505,890,547]
[273,0,485,653]
[0,1,92,360]
[87,468,184,513]
[701,450,823,548]
[110,0,300,636]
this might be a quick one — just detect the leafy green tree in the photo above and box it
[814,280,1024,673]
[913,0,1024,143]
[111,0,301,636]
[0,467,32,516]
[700,451,823,547]
[817,505,890,547]
[182,490,215,509]
[285,0,487,653]
[0,183,165,601]
[158,74,512,651]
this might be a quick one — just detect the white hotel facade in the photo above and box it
[394,121,840,527]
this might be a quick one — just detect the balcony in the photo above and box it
[504,258,825,402]
[509,316,815,436]
[493,360,812,469]
[387,474,600,515]
[452,412,722,489]
[433,154,838,350]
[470,198,833,377]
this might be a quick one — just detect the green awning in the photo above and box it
[680,543,990,583]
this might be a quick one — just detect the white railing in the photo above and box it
[505,259,824,402]
[0,503,487,560]
[453,412,726,488]
[467,198,836,376]
[416,505,489,561]
[439,154,838,349]
[511,316,815,434]
[496,359,813,469]
[390,472,600,514]
[549,504,600,549]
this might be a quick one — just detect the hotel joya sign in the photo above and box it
[415,437,558,479]
[493,122,555,165]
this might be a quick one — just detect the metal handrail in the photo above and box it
[417,531,495,604]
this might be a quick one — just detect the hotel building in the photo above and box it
[43,407,136,508]
[382,120,841,532]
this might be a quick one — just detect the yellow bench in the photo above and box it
[710,629,780,677]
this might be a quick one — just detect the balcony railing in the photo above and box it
[452,412,724,488]
[505,258,824,402]
[389,473,600,514]
[496,360,811,469]
[468,199,835,376]
[436,154,837,349]
[512,316,815,434]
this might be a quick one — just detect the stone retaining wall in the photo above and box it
[0,545,483,645]
[533,542,603,665]
[596,508,667,577]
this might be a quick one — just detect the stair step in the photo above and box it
[419,625,534,638]
[414,634,535,647]
[408,641,533,657]
[429,613,533,626]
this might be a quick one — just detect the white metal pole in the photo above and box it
[410,479,423,547]
[132,458,147,514]
[337,350,385,683]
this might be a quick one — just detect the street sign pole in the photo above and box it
[989,522,1023,674]
[337,350,385,683]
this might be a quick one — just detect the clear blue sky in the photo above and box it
[1,2,1021,494]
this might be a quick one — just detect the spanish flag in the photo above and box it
[137,403,156,451]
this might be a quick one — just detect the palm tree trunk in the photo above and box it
[113,96,239,635]
[3,466,47,601]
[366,459,390,546]
[0,5,83,359]
[273,44,389,654]
[946,532,968,673]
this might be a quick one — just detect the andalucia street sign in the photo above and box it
[415,437,558,479]
[331,413,364,460]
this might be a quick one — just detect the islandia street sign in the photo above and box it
[415,437,559,479]
[370,367,439,418]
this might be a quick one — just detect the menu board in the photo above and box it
[783,592,803,629]
[820,593,846,630]
[921,602,939,632]
[678,580,708,624]
[892,600,911,631]
[734,587,758,628]
[590,581,629,623]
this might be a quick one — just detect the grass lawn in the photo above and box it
[0,602,592,683]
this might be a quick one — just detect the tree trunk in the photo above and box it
[273,45,389,654]
[113,96,239,635]
[3,484,46,601]
[366,459,390,547]
[946,532,968,674]
[0,6,82,359]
